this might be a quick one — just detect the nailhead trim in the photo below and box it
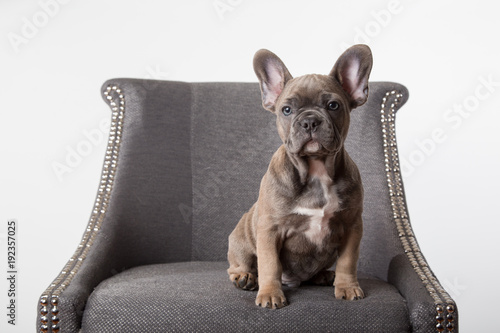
[380,90,456,332]
[39,85,125,332]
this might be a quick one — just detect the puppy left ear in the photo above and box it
[330,44,373,108]
[253,49,293,112]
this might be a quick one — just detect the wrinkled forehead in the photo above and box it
[279,74,348,107]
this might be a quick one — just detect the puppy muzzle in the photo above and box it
[288,111,339,155]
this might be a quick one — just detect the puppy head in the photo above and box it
[253,45,373,156]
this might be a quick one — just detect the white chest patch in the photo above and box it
[293,206,334,246]
[292,159,341,247]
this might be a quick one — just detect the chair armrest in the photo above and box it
[37,231,123,332]
[37,85,130,333]
[37,80,195,332]
[379,88,458,333]
[389,254,459,332]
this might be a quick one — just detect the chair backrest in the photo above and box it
[100,79,409,281]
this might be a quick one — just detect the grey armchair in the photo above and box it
[38,79,458,332]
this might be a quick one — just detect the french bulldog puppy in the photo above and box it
[227,45,373,309]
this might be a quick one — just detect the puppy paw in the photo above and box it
[255,288,287,309]
[229,272,258,290]
[334,282,364,300]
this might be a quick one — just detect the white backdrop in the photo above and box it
[1,0,499,331]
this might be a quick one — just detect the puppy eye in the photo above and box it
[328,101,339,111]
[282,106,292,116]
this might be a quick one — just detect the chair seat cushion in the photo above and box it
[82,261,410,332]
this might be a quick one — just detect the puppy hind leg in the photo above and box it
[228,254,258,290]
[227,237,258,290]
[230,271,258,290]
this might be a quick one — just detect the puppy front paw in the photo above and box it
[255,287,287,309]
[229,272,258,290]
[334,281,364,300]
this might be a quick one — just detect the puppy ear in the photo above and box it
[330,44,373,108]
[253,49,293,112]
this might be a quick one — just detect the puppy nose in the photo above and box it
[299,116,322,133]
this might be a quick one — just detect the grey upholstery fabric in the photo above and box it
[190,83,279,261]
[389,254,441,333]
[82,262,410,332]
[37,79,458,333]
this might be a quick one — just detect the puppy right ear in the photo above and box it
[253,49,293,112]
